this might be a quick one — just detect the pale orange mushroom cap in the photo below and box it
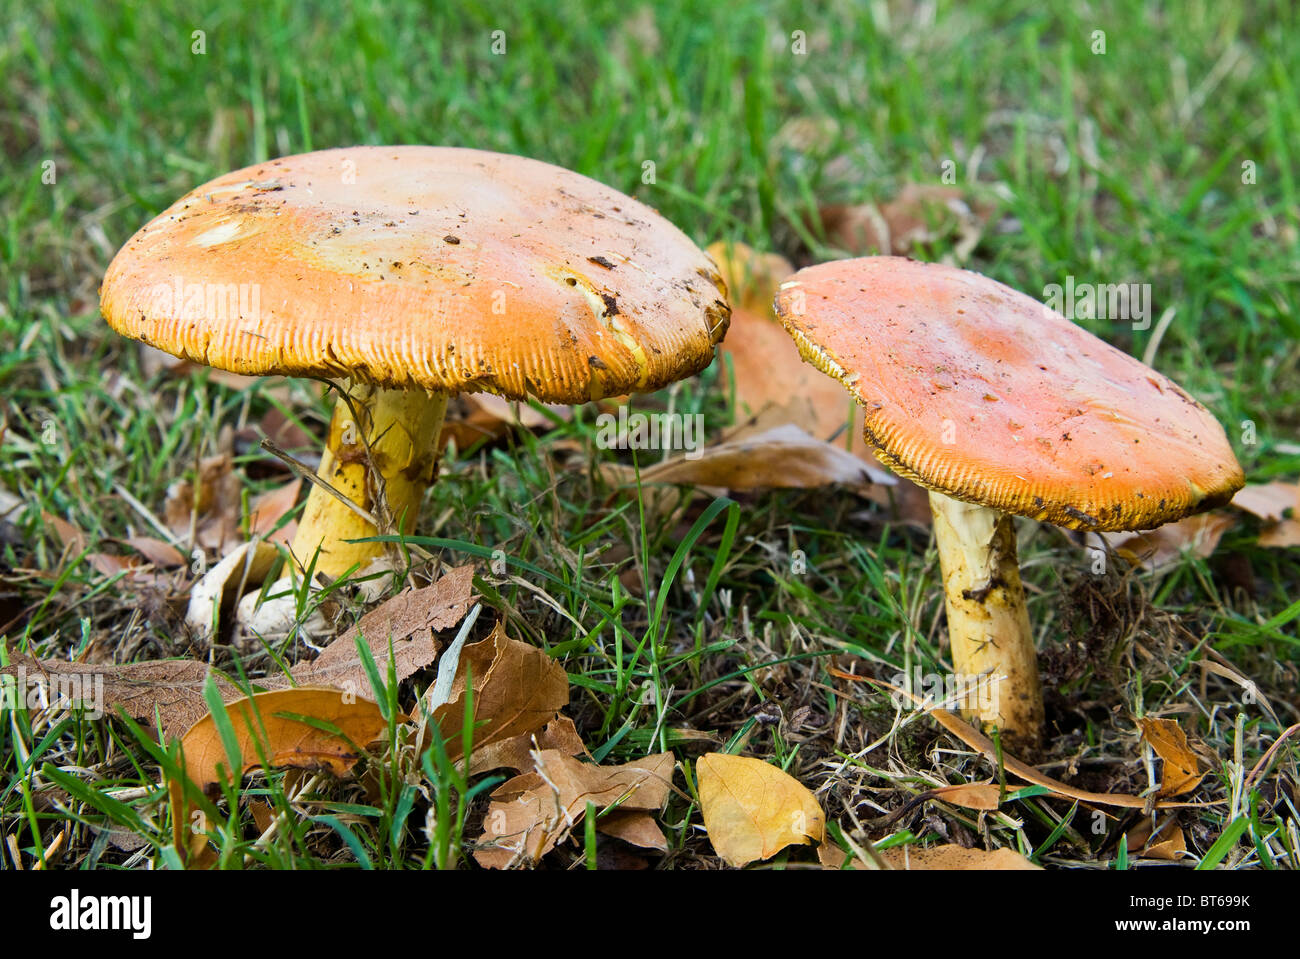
[101,146,729,402]
[774,257,1245,531]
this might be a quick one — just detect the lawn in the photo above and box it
[1,0,1298,872]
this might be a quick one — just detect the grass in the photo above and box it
[2,0,1298,870]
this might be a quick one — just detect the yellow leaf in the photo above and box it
[696,753,825,867]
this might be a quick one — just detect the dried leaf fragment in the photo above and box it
[475,750,674,868]
[603,422,894,493]
[0,654,242,739]
[1126,817,1187,861]
[431,620,568,759]
[1095,513,1236,571]
[247,478,302,544]
[926,782,1003,811]
[705,241,794,314]
[1230,481,1297,522]
[1138,717,1207,797]
[817,183,995,262]
[285,564,475,698]
[164,451,242,553]
[467,715,588,776]
[881,843,1040,870]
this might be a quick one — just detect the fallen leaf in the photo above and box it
[817,842,851,869]
[475,750,674,868]
[1139,717,1207,797]
[722,309,875,449]
[170,686,395,854]
[0,654,242,739]
[706,242,877,460]
[164,451,243,553]
[596,809,668,852]
[1145,827,1187,861]
[1126,817,1187,861]
[86,552,137,577]
[432,620,569,759]
[284,564,476,698]
[1231,481,1297,522]
[247,478,302,544]
[123,536,186,568]
[42,512,86,555]
[440,393,568,450]
[881,844,1040,870]
[1258,520,1300,549]
[818,183,995,262]
[1235,479,1300,549]
[926,782,1003,811]
[81,548,180,589]
[696,752,825,867]
[461,716,661,851]
[1096,513,1237,571]
[702,242,929,524]
[467,714,588,776]
[248,800,275,835]
[258,407,320,460]
[602,422,894,493]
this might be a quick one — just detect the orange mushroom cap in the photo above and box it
[101,146,729,402]
[773,257,1244,531]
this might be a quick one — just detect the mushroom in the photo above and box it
[101,146,729,581]
[774,257,1244,746]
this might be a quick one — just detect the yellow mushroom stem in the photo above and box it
[289,382,448,580]
[928,491,1044,746]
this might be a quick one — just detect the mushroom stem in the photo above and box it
[290,382,448,579]
[928,491,1044,746]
